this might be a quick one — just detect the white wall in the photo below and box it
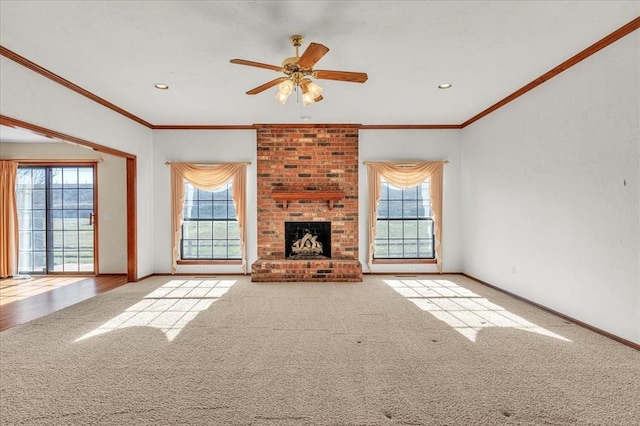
[0,142,127,273]
[461,32,639,343]
[359,130,463,273]
[152,129,464,275]
[151,130,257,274]
[1,57,154,278]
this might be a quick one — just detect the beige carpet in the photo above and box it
[1,274,638,425]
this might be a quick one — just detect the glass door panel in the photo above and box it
[17,168,47,273]
[16,166,95,274]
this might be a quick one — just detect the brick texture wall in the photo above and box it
[252,125,362,282]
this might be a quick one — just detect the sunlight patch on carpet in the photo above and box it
[384,279,571,343]
[1,277,86,305]
[75,279,236,342]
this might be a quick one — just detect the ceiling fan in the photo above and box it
[230,35,368,106]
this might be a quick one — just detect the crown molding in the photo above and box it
[153,124,462,130]
[254,123,361,129]
[2,16,638,130]
[0,115,135,159]
[0,46,153,129]
[152,125,256,130]
[461,16,640,128]
[359,124,462,130]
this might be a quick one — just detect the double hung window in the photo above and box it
[180,180,241,260]
[374,179,434,259]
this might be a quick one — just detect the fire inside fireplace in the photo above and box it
[284,221,331,259]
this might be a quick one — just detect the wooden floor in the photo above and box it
[0,274,129,332]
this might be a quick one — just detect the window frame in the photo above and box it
[373,178,435,263]
[178,180,242,263]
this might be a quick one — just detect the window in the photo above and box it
[180,180,241,260]
[374,179,434,259]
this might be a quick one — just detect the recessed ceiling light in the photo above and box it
[438,83,452,89]
[154,83,169,90]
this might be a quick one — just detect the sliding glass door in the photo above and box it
[16,165,96,274]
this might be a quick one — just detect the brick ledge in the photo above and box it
[251,258,363,283]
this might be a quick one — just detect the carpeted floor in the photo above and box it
[1,274,638,425]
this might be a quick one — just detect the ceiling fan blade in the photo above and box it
[297,43,329,68]
[230,59,283,72]
[246,77,288,95]
[315,70,368,83]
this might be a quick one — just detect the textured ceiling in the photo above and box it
[0,1,638,126]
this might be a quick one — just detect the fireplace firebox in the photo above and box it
[284,221,331,259]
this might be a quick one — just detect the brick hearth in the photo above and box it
[251,125,363,282]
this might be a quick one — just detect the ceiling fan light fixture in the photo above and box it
[306,81,323,99]
[279,79,294,95]
[302,91,315,106]
[275,90,290,104]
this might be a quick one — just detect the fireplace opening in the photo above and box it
[285,221,331,259]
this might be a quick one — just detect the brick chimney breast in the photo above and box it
[252,126,362,282]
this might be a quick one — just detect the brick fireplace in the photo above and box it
[285,221,331,259]
[251,125,363,282]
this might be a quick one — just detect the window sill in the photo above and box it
[372,259,437,265]
[177,260,242,265]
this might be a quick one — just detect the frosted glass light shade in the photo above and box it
[306,82,322,99]
[275,91,289,104]
[302,92,315,106]
[278,79,294,95]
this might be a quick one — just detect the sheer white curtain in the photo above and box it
[366,162,445,272]
[170,162,248,273]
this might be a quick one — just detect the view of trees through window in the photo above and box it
[181,181,241,260]
[374,179,434,259]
